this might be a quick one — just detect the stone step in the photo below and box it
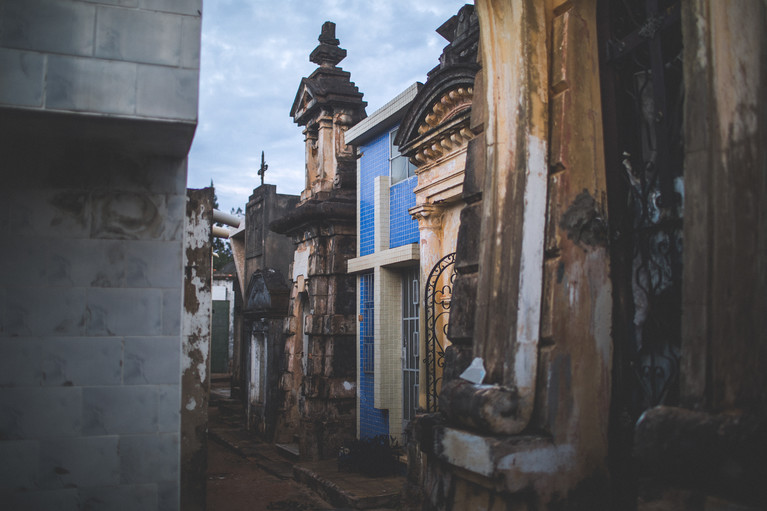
[293,460,403,510]
[275,442,300,460]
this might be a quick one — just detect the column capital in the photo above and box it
[409,204,444,231]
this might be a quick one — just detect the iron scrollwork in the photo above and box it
[605,0,684,417]
[424,252,456,413]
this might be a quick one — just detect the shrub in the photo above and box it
[337,435,403,477]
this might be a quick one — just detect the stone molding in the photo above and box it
[409,204,444,232]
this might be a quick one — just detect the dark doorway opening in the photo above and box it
[598,0,684,506]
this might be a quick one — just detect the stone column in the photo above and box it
[303,126,319,198]
[410,204,444,410]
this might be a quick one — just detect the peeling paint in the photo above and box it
[695,14,707,67]
[512,134,548,418]
[440,427,494,477]
[498,444,576,475]
[180,189,213,507]
[589,251,613,367]
[292,247,309,281]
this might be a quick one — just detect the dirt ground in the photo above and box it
[205,377,334,511]
[206,436,333,511]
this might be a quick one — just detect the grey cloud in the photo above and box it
[189,0,472,214]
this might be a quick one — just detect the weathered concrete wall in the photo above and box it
[0,1,199,509]
[410,0,767,509]
[679,0,767,416]
[245,317,285,439]
[180,189,213,511]
[274,218,358,460]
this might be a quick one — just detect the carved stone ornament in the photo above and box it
[409,204,444,231]
[244,269,290,318]
[418,87,474,135]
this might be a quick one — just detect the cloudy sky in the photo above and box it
[187,0,473,214]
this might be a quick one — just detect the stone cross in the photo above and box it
[258,150,268,186]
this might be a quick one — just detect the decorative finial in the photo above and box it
[310,21,347,67]
[258,151,267,186]
[318,22,339,45]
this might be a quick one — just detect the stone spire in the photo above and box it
[309,21,347,68]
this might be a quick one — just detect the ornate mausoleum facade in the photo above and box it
[406,1,767,510]
[396,4,479,420]
[271,22,367,461]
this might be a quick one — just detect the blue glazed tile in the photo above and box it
[358,273,388,438]
[356,124,417,438]
[359,131,390,256]
[389,176,419,248]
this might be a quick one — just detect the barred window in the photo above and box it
[360,272,375,374]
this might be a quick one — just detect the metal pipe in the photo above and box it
[212,209,241,228]
[212,225,230,239]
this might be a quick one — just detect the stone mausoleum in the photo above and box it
[270,22,367,461]
[237,183,298,438]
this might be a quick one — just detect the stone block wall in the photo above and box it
[0,0,200,509]
[298,227,358,460]
[0,146,188,510]
[0,0,200,124]
[273,218,359,460]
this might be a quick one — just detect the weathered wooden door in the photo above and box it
[211,300,230,373]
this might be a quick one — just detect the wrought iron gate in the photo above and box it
[424,252,456,412]
[599,0,683,502]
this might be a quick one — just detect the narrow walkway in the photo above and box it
[206,377,404,510]
[206,378,331,511]
[207,434,331,511]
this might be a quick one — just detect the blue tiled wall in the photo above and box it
[389,175,419,248]
[359,272,389,439]
[359,131,389,257]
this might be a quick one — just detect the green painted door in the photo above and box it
[211,300,230,373]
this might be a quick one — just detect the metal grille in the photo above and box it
[602,0,683,418]
[402,267,420,426]
[424,253,456,413]
[360,272,375,374]
[600,0,684,503]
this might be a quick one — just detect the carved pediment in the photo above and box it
[411,125,474,166]
[393,4,478,164]
[245,269,289,317]
[418,87,474,136]
[290,83,316,122]
[407,86,475,165]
